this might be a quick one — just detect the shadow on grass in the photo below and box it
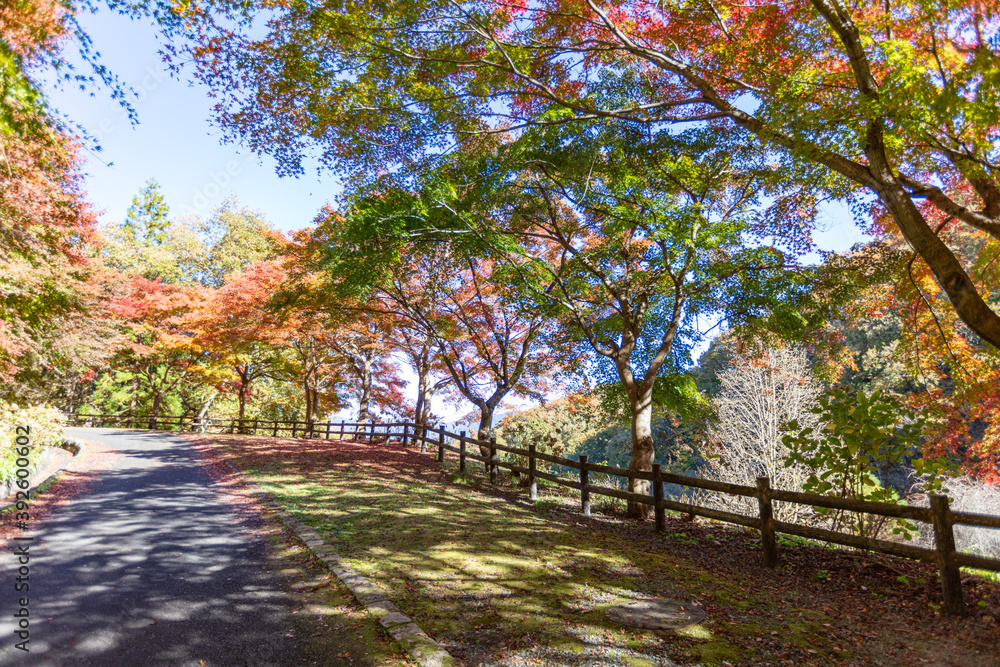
[201,434,1000,667]
[199,437,773,665]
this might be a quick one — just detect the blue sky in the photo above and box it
[46,9,337,232]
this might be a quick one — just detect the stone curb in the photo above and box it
[220,460,458,667]
[1,436,88,512]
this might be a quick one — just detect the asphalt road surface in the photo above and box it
[0,428,314,666]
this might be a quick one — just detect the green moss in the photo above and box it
[691,641,748,664]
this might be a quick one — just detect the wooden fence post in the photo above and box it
[931,494,964,616]
[528,444,537,502]
[580,455,591,517]
[437,428,445,463]
[272,420,278,437]
[420,425,427,454]
[756,477,777,568]
[653,463,665,532]
[253,418,258,435]
[489,436,498,484]
[291,421,297,438]
[325,421,331,440]
[459,431,467,473]
[229,419,235,435]
[401,422,409,447]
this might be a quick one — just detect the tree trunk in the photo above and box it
[413,366,428,428]
[419,393,434,426]
[151,391,162,423]
[357,362,373,423]
[878,181,1000,349]
[627,388,656,520]
[237,377,248,428]
[197,390,217,433]
[310,386,320,435]
[127,376,138,418]
[476,407,494,458]
[303,377,314,428]
[418,377,441,427]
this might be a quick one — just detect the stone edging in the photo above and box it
[1,436,88,510]
[220,460,458,667]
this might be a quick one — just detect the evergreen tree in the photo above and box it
[123,179,170,245]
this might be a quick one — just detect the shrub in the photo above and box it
[575,418,702,475]
[495,392,614,457]
[783,387,956,541]
[0,402,65,483]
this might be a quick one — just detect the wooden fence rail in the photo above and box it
[69,413,408,440]
[71,413,1000,615]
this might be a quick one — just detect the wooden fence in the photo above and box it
[69,413,403,440]
[71,413,1000,616]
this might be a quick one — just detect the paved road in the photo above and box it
[0,429,313,666]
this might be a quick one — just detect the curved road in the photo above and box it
[1,428,317,666]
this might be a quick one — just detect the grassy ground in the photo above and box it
[202,454,419,667]
[194,433,1000,667]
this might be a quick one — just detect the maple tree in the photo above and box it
[281,228,408,426]
[428,256,567,446]
[397,325,456,431]
[196,258,347,428]
[8,261,123,412]
[327,316,407,424]
[317,218,458,428]
[107,276,210,423]
[188,260,287,423]
[89,188,289,420]
[307,122,810,516]
[807,205,1000,482]
[316,207,576,448]
[410,124,811,515]
[156,0,1000,352]
[0,0,108,387]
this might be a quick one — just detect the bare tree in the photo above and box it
[703,346,820,523]
[914,476,1000,560]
